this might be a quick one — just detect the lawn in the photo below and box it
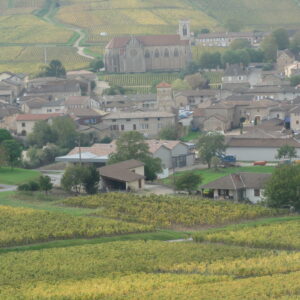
[162,166,275,186]
[0,167,40,185]
[181,131,202,142]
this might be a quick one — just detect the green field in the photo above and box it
[162,165,275,186]
[0,167,40,185]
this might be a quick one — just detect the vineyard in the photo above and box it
[0,239,299,299]
[0,206,154,247]
[0,46,90,73]
[194,219,300,250]
[99,72,180,94]
[62,193,282,228]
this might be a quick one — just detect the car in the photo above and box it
[253,161,267,166]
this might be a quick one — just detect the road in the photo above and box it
[0,184,17,192]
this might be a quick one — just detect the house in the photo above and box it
[104,21,192,73]
[222,64,250,90]
[277,49,295,74]
[102,111,176,138]
[226,137,300,161]
[15,113,63,136]
[200,173,271,203]
[285,61,300,77]
[68,108,106,126]
[196,31,266,47]
[21,97,65,114]
[99,160,145,191]
[192,108,206,130]
[290,105,300,132]
[66,70,97,82]
[156,82,176,112]
[65,96,100,110]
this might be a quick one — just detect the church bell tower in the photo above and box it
[179,20,191,40]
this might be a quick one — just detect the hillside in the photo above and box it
[1,0,300,73]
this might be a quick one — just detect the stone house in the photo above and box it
[104,21,192,73]
[65,96,100,110]
[277,49,295,74]
[102,111,176,138]
[200,173,271,203]
[222,64,250,90]
[15,113,63,136]
[21,97,65,114]
[290,105,300,131]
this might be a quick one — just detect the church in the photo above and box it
[104,21,193,73]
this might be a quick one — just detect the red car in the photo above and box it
[253,161,267,166]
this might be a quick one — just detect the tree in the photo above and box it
[264,165,300,211]
[171,79,191,91]
[103,85,126,95]
[230,38,251,50]
[272,28,290,50]
[290,75,300,86]
[211,156,221,171]
[28,120,55,147]
[61,164,84,193]
[261,35,278,62]
[290,32,300,54]
[39,60,66,78]
[225,19,243,32]
[0,145,7,167]
[175,172,202,194]
[222,50,240,65]
[276,145,297,160]
[185,73,209,89]
[81,166,99,194]
[39,175,53,194]
[197,133,226,168]
[108,131,162,180]
[0,129,12,144]
[246,48,264,63]
[90,58,104,72]
[159,124,183,140]
[2,139,22,169]
[199,52,221,69]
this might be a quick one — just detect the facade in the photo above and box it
[222,64,250,90]
[99,160,145,191]
[200,172,271,203]
[104,22,192,73]
[102,111,176,138]
[290,106,300,131]
[156,82,176,112]
[277,50,295,74]
[226,137,300,161]
[65,96,100,110]
[21,98,65,114]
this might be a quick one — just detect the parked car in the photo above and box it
[253,161,267,166]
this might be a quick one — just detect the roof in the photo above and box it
[65,96,91,106]
[278,49,295,59]
[198,32,257,39]
[193,108,206,117]
[157,82,172,88]
[200,172,271,190]
[225,95,255,102]
[67,70,94,76]
[227,137,300,148]
[205,114,227,123]
[103,111,175,120]
[23,97,48,109]
[146,140,183,153]
[16,113,63,121]
[290,105,300,114]
[67,108,104,117]
[99,159,145,182]
[177,89,218,97]
[106,35,189,49]
[27,80,80,94]
[224,64,248,77]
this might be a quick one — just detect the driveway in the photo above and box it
[142,184,175,195]
[0,184,17,192]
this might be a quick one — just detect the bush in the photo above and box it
[18,181,40,192]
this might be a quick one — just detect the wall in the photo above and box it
[153,146,172,169]
[127,179,144,191]
[291,112,300,131]
[245,188,265,204]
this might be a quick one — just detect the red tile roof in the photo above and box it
[106,35,189,49]
[156,82,172,88]
[16,113,63,121]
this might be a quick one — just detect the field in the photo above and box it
[0,205,154,247]
[194,219,300,250]
[0,167,40,185]
[62,193,282,228]
[0,46,90,74]
[162,165,275,186]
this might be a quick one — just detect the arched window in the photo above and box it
[174,48,179,57]
[164,48,170,57]
[144,50,150,58]
[154,49,160,58]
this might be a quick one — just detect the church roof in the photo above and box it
[106,35,189,49]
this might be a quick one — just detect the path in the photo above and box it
[0,184,17,192]
[42,3,94,60]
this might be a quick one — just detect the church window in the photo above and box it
[164,48,170,57]
[155,49,160,58]
[182,24,188,36]
[145,50,150,58]
[174,48,179,57]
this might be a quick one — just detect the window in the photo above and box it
[133,124,136,130]
[144,118,149,121]
[254,189,260,197]
[157,117,161,121]
[140,123,149,129]
[110,125,119,131]
[154,49,160,58]
[121,124,125,131]
[174,48,179,57]
[126,118,131,122]
[22,122,26,127]
[164,48,170,57]
[112,119,116,122]
[296,120,299,125]
[47,109,52,113]
[144,50,150,58]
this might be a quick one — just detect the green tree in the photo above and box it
[0,129,12,144]
[51,116,78,149]
[103,85,126,95]
[261,35,278,62]
[159,124,183,140]
[211,156,221,171]
[197,133,226,168]
[108,131,162,180]
[175,172,202,194]
[276,145,297,160]
[225,19,243,32]
[81,166,99,194]
[90,58,104,72]
[185,73,209,89]
[39,60,66,78]
[39,175,53,194]
[272,28,290,50]
[230,38,251,50]
[246,48,264,63]
[222,50,240,65]
[61,164,84,193]
[199,52,221,69]
[28,120,55,147]
[0,145,7,167]
[171,79,191,91]
[290,75,300,86]
[290,32,300,54]
[2,139,22,169]
[264,165,300,211]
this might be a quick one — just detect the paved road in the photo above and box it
[0,184,17,192]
